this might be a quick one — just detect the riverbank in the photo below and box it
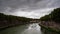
[39,21,60,34]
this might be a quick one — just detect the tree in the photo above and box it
[40,8,60,22]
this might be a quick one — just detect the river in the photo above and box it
[0,23,42,34]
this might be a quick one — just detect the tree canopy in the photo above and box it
[0,13,32,22]
[40,8,60,22]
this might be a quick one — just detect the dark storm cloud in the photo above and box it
[0,0,60,18]
[0,0,42,12]
[0,0,59,12]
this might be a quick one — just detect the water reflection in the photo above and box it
[0,23,42,34]
[21,23,42,34]
[0,23,59,34]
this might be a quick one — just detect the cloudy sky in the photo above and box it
[0,0,60,19]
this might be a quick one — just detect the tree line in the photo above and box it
[0,13,33,23]
[40,8,60,22]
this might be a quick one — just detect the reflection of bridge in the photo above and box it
[30,20,39,23]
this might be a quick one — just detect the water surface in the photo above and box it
[0,23,42,34]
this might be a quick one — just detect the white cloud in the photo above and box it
[7,8,54,19]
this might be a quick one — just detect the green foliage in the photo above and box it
[0,13,32,22]
[40,8,60,22]
[50,8,60,22]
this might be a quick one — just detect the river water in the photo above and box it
[0,23,42,34]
